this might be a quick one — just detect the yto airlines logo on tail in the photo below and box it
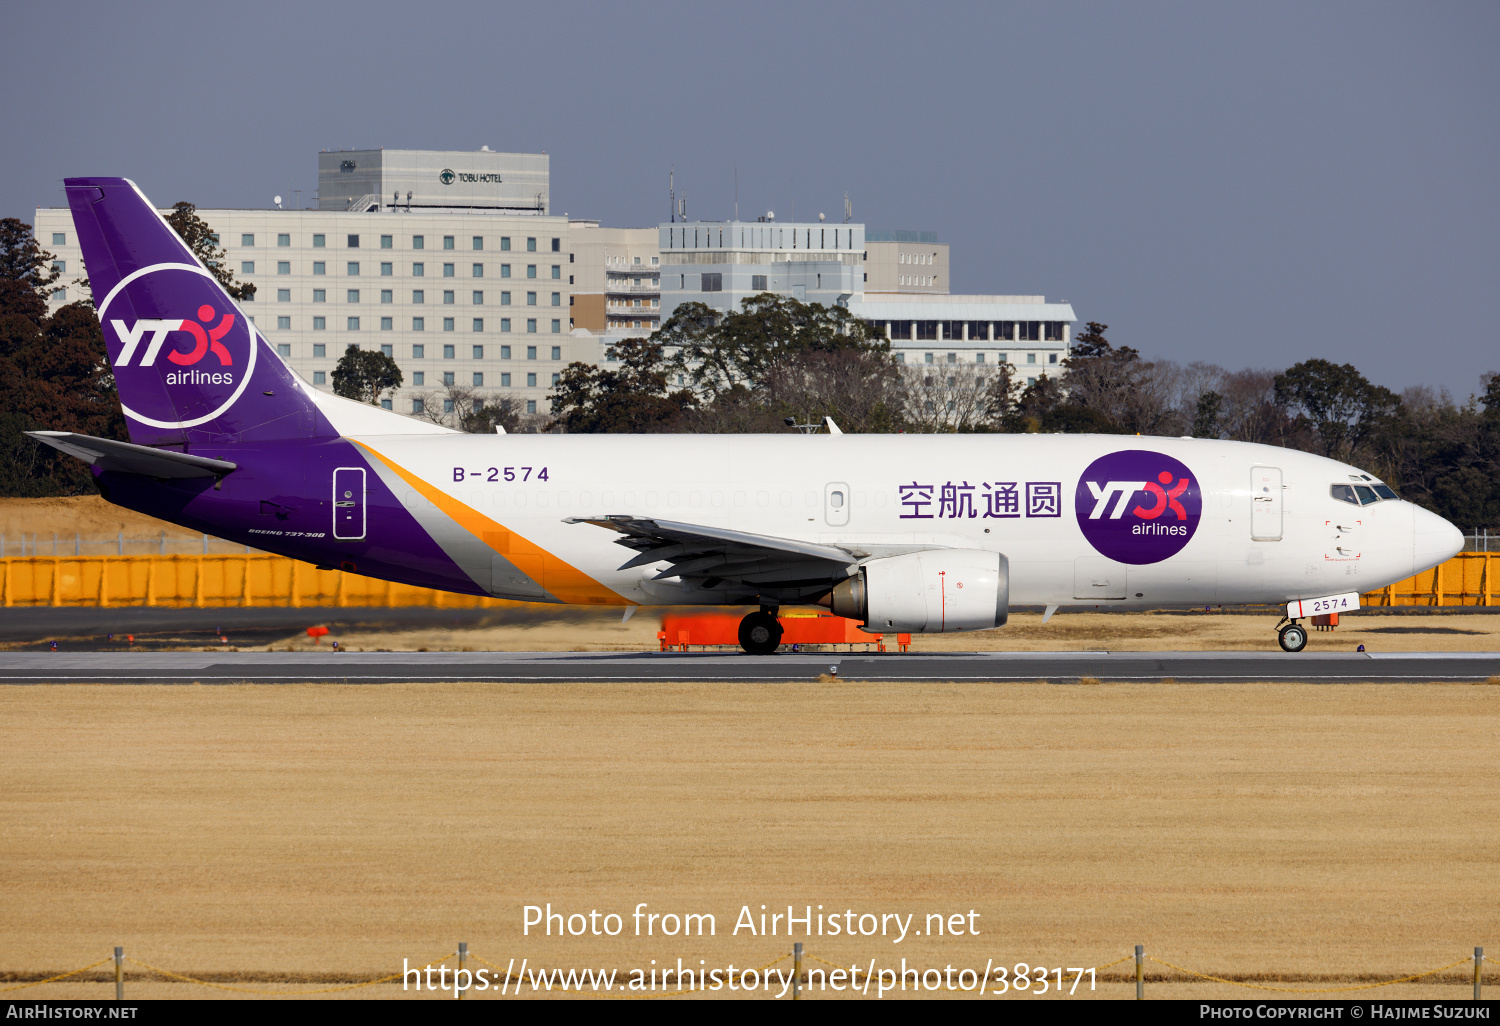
[1075,450,1202,564]
[98,263,258,430]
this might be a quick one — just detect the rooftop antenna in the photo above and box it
[734,166,738,222]
[406,190,412,212]
[669,168,675,223]
[679,193,686,222]
[273,195,282,209]
[294,189,300,209]
[844,193,852,223]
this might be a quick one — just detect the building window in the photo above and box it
[313,262,325,275]
[312,318,326,332]
[500,237,511,251]
[276,343,291,357]
[443,290,455,304]
[443,263,454,277]
[413,371,425,386]
[1050,353,1059,364]
[550,346,561,360]
[947,352,957,364]
[347,289,360,303]
[501,264,511,278]
[313,289,326,303]
[501,372,511,386]
[551,265,561,279]
[241,234,254,247]
[379,289,393,304]
[277,289,291,302]
[473,372,484,386]
[702,272,722,292]
[526,292,536,306]
[1021,321,1041,342]
[472,263,483,278]
[412,290,424,304]
[349,262,363,276]
[472,236,483,251]
[413,235,424,249]
[551,292,560,306]
[526,237,536,252]
[472,291,483,305]
[552,373,560,386]
[277,261,290,275]
[313,371,326,385]
[412,262,425,277]
[381,398,393,410]
[413,398,425,414]
[551,319,561,333]
[313,343,326,357]
[942,321,962,341]
[924,352,934,364]
[473,318,483,332]
[501,291,511,305]
[1027,353,1037,364]
[443,345,455,359]
[443,371,455,386]
[527,319,537,333]
[500,318,511,333]
[380,262,392,276]
[527,372,537,387]
[412,317,424,331]
[241,261,254,274]
[751,274,767,291]
[443,236,454,250]
[52,232,66,245]
[276,316,291,330]
[443,318,454,331]
[500,345,512,359]
[347,235,359,248]
[412,343,425,359]
[380,235,392,249]
[525,264,537,279]
[343,316,360,331]
[998,352,1008,363]
[312,234,325,248]
[527,346,537,360]
[375,345,390,359]
[1045,321,1065,342]
[526,400,536,414]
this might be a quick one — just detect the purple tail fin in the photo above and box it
[67,177,323,446]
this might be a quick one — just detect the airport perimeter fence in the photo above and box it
[0,551,1496,610]
[0,532,258,558]
[0,945,1493,1000]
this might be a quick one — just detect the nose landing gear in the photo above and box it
[738,608,783,655]
[1276,619,1308,653]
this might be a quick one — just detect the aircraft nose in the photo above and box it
[1411,504,1463,575]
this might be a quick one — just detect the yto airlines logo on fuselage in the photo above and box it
[97,263,258,430]
[1074,450,1202,564]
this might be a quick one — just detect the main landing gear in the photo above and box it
[738,608,783,655]
[1276,619,1308,653]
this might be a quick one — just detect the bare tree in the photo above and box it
[901,362,990,432]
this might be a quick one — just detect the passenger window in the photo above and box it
[1354,485,1378,505]
[1331,484,1360,505]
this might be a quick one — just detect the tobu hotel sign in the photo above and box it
[439,169,503,185]
[1075,450,1202,564]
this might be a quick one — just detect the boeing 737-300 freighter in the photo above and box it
[29,178,1465,653]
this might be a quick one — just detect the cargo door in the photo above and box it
[1250,466,1282,541]
[332,467,366,540]
[1074,557,1127,600]
[825,482,850,527]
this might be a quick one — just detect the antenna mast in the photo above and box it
[669,168,675,223]
[844,192,852,223]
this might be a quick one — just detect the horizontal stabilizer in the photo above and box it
[26,431,237,479]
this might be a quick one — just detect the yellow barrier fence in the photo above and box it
[0,554,517,609]
[0,551,1494,609]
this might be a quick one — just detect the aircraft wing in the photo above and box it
[565,515,858,592]
[26,431,238,479]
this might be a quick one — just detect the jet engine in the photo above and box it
[829,550,1009,633]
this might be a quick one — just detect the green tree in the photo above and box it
[1273,358,1400,461]
[331,344,403,405]
[461,396,522,434]
[0,218,60,298]
[164,202,256,302]
[1192,390,1224,438]
[548,336,695,432]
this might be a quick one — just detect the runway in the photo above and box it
[0,649,1495,684]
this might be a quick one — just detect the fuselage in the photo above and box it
[97,431,1461,611]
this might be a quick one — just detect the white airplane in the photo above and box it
[33,177,1464,654]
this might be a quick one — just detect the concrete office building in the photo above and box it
[567,223,661,334]
[863,230,950,293]
[318,148,550,214]
[659,220,866,322]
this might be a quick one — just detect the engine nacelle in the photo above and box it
[830,549,1009,633]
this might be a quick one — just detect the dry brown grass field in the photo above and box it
[2,679,1497,1000]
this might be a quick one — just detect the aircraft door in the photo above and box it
[333,467,366,540]
[1250,466,1282,541]
[825,482,851,527]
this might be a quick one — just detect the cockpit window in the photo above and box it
[1372,484,1397,500]
[1354,485,1378,504]
[1331,484,1360,505]
[1332,482,1397,505]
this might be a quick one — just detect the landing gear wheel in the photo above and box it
[1278,623,1308,653]
[738,611,783,655]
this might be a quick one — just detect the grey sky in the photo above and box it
[5,1,1496,395]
